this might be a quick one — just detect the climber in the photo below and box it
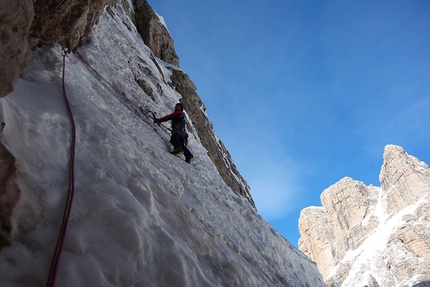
[154,103,194,163]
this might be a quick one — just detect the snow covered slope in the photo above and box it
[0,2,325,286]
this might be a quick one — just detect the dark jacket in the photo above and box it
[156,110,186,135]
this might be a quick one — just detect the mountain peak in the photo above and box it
[299,145,430,287]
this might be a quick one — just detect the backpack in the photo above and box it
[172,112,188,145]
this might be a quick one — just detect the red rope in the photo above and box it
[67,54,80,65]
[46,48,77,287]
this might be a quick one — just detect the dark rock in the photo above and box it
[0,0,34,98]
[0,143,20,251]
[133,0,179,66]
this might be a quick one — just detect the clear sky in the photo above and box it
[148,0,430,246]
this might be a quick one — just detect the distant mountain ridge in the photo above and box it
[299,145,430,287]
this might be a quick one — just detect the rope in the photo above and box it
[76,53,125,97]
[42,49,186,285]
[46,48,77,287]
[67,54,80,65]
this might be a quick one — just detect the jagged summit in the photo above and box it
[299,145,430,287]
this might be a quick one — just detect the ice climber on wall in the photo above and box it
[154,103,194,163]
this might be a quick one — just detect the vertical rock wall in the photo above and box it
[133,0,179,67]
[299,177,380,278]
[29,0,118,50]
[380,145,430,215]
[0,144,20,251]
[0,0,34,98]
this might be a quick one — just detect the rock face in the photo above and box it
[133,0,179,66]
[0,0,24,244]
[0,0,34,98]
[0,143,20,251]
[299,145,430,287]
[29,0,118,50]
[1,0,119,99]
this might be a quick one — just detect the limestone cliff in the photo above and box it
[133,0,179,67]
[299,145,430,287]
[0,0,34,98]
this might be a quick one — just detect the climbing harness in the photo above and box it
[46,48,77,287]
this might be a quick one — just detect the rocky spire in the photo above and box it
[380,145,430,216]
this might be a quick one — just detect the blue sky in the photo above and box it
[148,1,430,246]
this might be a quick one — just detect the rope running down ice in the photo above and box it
[46,48,77,287]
